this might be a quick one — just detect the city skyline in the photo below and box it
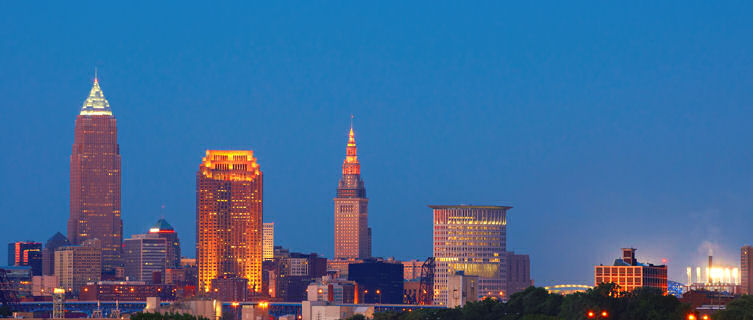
[2,2,753,287]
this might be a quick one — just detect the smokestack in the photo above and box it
[708,256,713,283]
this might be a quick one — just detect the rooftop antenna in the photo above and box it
[94,67,98,83]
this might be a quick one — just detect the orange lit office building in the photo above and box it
[196,150,263,295]
[334,124,371,259]
[68,77,123,271]
[594,248,668,294]
[431,205,511,305]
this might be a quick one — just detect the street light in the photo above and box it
[587,311,595,319]
[376,289,382,304]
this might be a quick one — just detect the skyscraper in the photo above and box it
[197,150,263,293]
[68,77,123,271]
[123,234,167,283]
[334,124,371,259]
[263,222,274,262]
[149,219,181,268]
[742,246,753,294]
[430,205,510,305]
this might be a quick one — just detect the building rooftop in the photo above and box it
[149,218,175,233]
[80,77,112,116]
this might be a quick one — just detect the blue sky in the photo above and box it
[1,2,752,285]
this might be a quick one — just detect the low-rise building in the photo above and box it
[31,275,58,297]
[594,248,667,294]
[306,275,357,304]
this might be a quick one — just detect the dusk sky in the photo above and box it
[1,2,753,286]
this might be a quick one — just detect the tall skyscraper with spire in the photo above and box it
[68,76,123,271]
[196,150,263,294]
[334,122,371,259]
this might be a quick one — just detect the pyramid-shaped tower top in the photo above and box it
[80,76,112,116]
[149,218,175,233]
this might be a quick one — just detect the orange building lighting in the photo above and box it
[334,122,371,259]
[197,150,263,294]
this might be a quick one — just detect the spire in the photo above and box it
[80,75,112,116]
[343,117,360,175]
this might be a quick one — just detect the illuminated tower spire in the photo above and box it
[80,75,112,116]
[343,118,360,175]
[334,117,371,259]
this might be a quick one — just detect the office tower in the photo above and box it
[54,239,102,295]
[197,150,263,293]
[347,260,404,304]
[334,124,371,259]
[594,248,668,294]
[68,77,123,271]
[430,205,511,305]
[42,233,70,276]
[505,252,531,295]
[8,241,43,276]
[263,223,274,262]
[149,219,181,268]
[742,246,753,294]
[123,234,167,283]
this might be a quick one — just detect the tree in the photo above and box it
[130,312,210,320]
[504,286,562,318]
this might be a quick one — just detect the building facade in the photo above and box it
[196,150,263,294]
[263,222,274,262]
[741,245,753,294]
[306,275,358,304]
[506,252,532,295]
[54,239,102,295]
[8,241,42,276]
[68,77,123,271]
[430,205,510,305]
[347,260,404,304]
[594,248,668,294]
[447,271,479,308]
[123,233,168,283]
[31,275,58,297]
[334,125,371,259]
[401,259,423,281]
[149,219,181,268]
